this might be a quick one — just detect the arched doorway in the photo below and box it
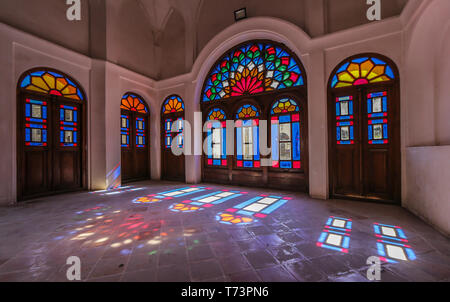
[17,68,87,201]
[327,54,401,203]
[161,95,185,181]
[201,40,308,191]
[120,93,150,183]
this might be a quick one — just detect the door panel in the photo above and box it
[18,94,84,200]
[162,116,185,181]
[121,111,150,183]
[330,85,400,203]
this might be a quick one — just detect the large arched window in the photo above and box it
[17,68,86,201]
[202,42,304,102]
[328,54,400,203]
[161,95,185,181]
[270,98,302,169]
[235,104,260,168]
[205,108,227,167]
[200,40,308,192]
[120,93,150,183]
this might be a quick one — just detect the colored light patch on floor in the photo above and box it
[216,195,290,225]
[168,190,246,213]
[90,186,145,196]
[374,223,416,263]
[131,186,208,204]
[316,216,352,253]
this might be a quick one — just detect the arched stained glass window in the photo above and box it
[121,93,148,114]
[162,95,185,115]
[270,98,301,169]
[236,104,259,119]
[235,104,260,168]
[330,57,395,88]
[202,42,304,102]
[20,70,84,101]
[206,108,227,167]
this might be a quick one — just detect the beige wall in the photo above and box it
[0,0,448,235]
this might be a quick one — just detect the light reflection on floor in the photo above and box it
[0,181,448,282]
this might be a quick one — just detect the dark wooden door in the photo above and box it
[18,93,84,200]
[121,110,149,183]
[161,115,185,181]
[329,84,400,203]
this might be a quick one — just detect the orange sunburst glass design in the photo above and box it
[162,96,185,115]
[207,108,226,121]
[331,57,395,88]
[169,203,201,213]
[216,213,254,225]
[236,104,259,119]
[121,93,148,114]
[20,70,84,101]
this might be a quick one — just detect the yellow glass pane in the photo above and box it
[347,63,360,79]
[62,85,76,95]
[367,65,385,80]
[337,72,354,83]
[370,75,391,83]
[43,73,56,90]
[360,60,374,78]
[335,82,352,88]
[56,78,68,90]
[26,85,48,93]
[65,94,80,101]
[31,77,50,91]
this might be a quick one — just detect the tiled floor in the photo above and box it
[0,181,449,282]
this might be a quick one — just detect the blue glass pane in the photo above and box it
[293,122,301,161]
[280,161,292,169]
[271,124,279,161]
[236,127,243,160]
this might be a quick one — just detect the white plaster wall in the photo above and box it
[0,22,91,205]
[402,0,450,235]
[405,146,450,235]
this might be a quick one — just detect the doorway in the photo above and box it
[161,95,185,181]
[120,93,150,183]
[328,55,401,203]
[17,69,86,201]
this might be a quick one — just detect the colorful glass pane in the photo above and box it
[367,92,389,145]
[59,105,79,147]
[271,98,300,114]
[202,42,304,102]
[335,96,355,145]
[331,57,395,88]
[20,71,84,101]
[162,95,184,115]
[121,93,148,114]
[207,108,226,121]
[121,115,130,148]
[271,110,301,169]
[236,104,259,119]
[24,99,48,147]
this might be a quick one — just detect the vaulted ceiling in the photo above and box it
[0,0,409,80]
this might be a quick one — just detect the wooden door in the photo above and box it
[121,110,149,183]
[161,115,185,181]
[18,93,84,200]
[329,84,400,203]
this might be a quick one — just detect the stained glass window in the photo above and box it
[135,117,146,148]
[24,99,48,147]
[162,95,185,115]
[202,42,304,102]
[59,105,78,147]
[206,108,227,167]
[164,118,184,149]
[331,57,395,88]
[121,115,130,148]
[236,104,260,168]
[367,92,389,144]
[271,98,301,169]
[335,96,355,145]
[20,70,84,101]
[121,93,148,114]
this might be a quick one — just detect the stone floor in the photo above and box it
[0,180,449,282]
